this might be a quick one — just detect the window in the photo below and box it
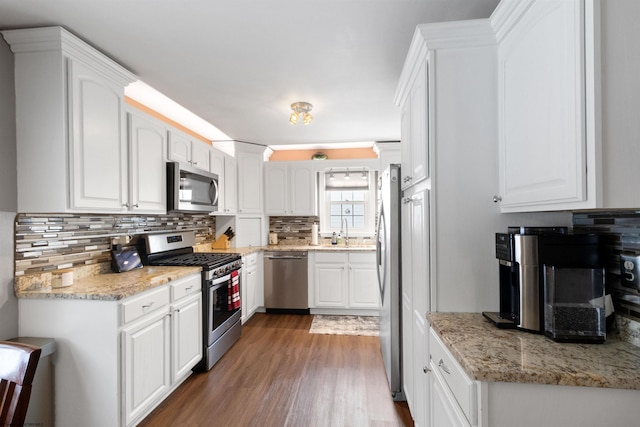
[319,169,377,237]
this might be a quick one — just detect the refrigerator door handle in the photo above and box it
[376,203,387,301]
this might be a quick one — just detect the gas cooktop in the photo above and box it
[149,252,240,271]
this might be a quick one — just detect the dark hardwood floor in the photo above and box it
[140,313,414,427]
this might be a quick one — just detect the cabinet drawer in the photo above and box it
[244,253,258,267]
[170,274,201,301]
[315,251,347,263]
[348,252,375,264]
[429,328,477,425]
[121,286,170,325]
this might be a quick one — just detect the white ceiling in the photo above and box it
[0,0,499,148]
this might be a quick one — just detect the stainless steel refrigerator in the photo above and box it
[376,164,404,401]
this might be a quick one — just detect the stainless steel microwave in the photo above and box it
[167,162,219,213]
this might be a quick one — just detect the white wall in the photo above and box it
[0,37,18,340]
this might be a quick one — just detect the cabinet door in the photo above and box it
[122,311,171,426]
[128,111,167,213]
[412,313,429,427]
[314,263,348,308]
[400,99,412,190]
[264,163,288,214]
[191,140,211,172]
[348,256,379,309]
[224,155,238,213]
[167,131,191,164]
[431,363,467,427]
[498,0,587,210]
[68,59,127,211]
[401,61,428,190]
[289,164,317,215]
[237,153,263,213]
[245,266,258,320]
[409,60,429,186]
[172,293,203,382]
[401,193,414,408]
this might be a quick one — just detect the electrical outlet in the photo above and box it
[621,253,640,290]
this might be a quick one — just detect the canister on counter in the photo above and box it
[51,269,74,288]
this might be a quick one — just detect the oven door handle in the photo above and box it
[209,270,240,288]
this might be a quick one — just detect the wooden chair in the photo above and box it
[0,341,42,427]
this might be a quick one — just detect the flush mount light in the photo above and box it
[344,168,350,180]
[329,168,335,179]
[361,169,368,180]
[289,101,313,125]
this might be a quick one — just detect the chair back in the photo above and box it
[0,341,42,427]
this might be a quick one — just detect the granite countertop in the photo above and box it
[16,266,202,301]
[195,244,376,256]
[427,312,640,390]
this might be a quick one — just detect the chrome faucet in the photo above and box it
[342,218,349,246]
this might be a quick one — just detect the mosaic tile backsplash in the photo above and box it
[15,213,216,276]
[269,216,375,245]
[573,210,640,322]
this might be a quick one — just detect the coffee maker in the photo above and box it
[483,227,602,334]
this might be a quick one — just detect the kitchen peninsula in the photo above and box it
[428,312,640,426]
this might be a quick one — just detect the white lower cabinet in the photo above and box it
[310,251,379,314]
[171,292,203,382]
[17,272,202,427]
[242,252,264,323]
[122,304,171,426]
[121,274,202,426]
[429,329,476,427]
[428,326,640,427]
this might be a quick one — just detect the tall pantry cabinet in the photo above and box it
[395,20,504,427]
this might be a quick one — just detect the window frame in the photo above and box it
[318,170,377,237]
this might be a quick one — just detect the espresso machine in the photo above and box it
[483,226,603,338]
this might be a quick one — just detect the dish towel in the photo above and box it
[228,270,241,310]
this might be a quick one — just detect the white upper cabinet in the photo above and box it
[127,109,167,213]
[494,0,590,211]
[167,130,211,172]
[236,143,265,214]
[396,51,429,191]
[211,147,238,214]
[3,26,136,213]
[493,0,640,212]
[264,162,317,216]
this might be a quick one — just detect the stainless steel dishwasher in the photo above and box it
[264,251,309,314]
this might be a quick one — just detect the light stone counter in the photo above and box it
[428,312,640,390]
[15,265,202,301]
[194,243,376,256]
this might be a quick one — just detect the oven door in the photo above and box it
[207,269,242,345]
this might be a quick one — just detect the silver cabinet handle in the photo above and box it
[142,301,155,309]
[438,359,450,375]
[122,203,129,208]
[493,195,502,203]
[423,366,431,374]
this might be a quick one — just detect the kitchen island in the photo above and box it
[427,312,640,426]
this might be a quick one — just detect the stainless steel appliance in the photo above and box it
[376,164,404,401]
[263,251,309,314]
[143,231,242,371]
[167,161,219,213]
[483,226,601,334]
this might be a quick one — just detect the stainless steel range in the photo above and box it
[143,231,242,371]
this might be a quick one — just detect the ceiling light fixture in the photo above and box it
[329,168,335,180]
[361,169,368,180]
[289,101,313,125]
[344,169,350,180]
